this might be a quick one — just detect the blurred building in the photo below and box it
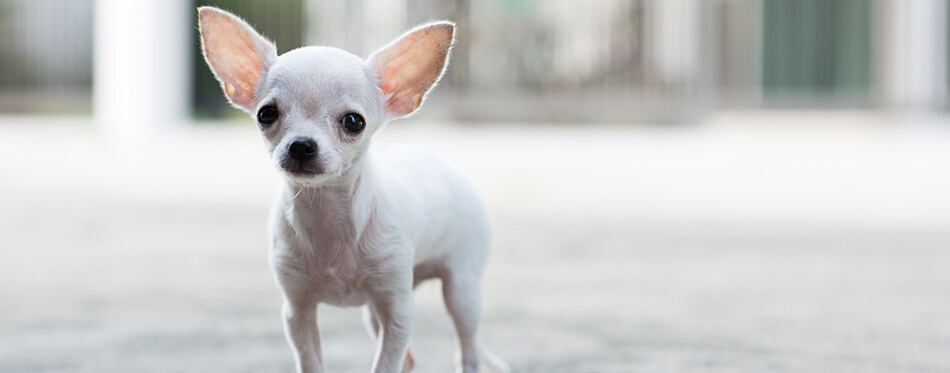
[0,0,947,123]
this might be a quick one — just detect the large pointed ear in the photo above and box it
[198,6,277,112]
[367,22,455,119]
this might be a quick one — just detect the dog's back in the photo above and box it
[370,142,492,274]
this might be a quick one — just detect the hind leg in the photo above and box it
[362,306,415,372]
[441,270,484,373]
[442,270,510,373]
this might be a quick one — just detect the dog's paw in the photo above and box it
[479,346,510,373]
[401,347,415,373]
[480,357,511,373]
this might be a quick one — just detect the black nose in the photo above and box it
[287,138,317,161]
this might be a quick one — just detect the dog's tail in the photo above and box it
[479,339,511,373]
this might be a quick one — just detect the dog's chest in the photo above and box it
[271,216,385,307]
[282,242,371,306]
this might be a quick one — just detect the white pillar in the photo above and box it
[94,0,191,142]
[648,0,702,85]
[878,0,948,111]
[647,0,712,120]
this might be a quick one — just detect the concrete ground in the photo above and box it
[1,112,950,372]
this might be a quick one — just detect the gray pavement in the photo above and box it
[2,114,950,372]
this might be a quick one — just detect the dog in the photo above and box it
[197,7,508,373]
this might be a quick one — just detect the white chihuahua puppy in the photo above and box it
[197,7,508,373]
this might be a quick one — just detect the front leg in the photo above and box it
[282,299,322,373]
[369,271,415,373]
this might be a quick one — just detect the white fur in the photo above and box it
[197,7,508,373]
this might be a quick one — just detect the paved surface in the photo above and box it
[2,113,950,372]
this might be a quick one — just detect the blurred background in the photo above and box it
[2,0,950,372]
[2,0,947,121]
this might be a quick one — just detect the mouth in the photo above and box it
[282,167,324,179]
[286,168,320,177]
[281,167,343,186]
[279,158,324,177]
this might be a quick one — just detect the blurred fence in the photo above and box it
[0,0,947,122]
[0,0,93,113]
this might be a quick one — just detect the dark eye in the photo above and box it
[257,105,279,126]
[342,113,365,134]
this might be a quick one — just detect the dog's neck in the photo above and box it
[280,156,377,246]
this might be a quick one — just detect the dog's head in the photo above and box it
[198,7,454,186]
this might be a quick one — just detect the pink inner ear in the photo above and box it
[376,24,453,117]
[199,9,270,109]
